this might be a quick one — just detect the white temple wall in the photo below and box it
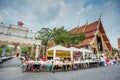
[0,25,35,38]
[0,26,8,34]
[27,32,35,39]
[8,29,27,37]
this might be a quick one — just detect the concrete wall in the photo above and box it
[0,25,35,39]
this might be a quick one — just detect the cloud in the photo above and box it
[0,0,62,28]
[75,3,92,16]
[75,7,85,16]
[86,4,92,10]
[101,0,120,48]
[2,10,9,15]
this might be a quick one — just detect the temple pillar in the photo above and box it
[42,46,45,56]
[30,46,34,58]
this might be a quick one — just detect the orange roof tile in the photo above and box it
[102,35,109,41]
[75,37,94,48]
[69,21,99,48]
[85,31,95,38]
[99,22,105,33]
[69,20,112,52]
[69,25,85,34]
[69,21,98,34]
[76,25,85,34]
[118,38,120,48]
[84,21,98,33]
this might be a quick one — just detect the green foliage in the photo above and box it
[37,28,52,46]
[6,46,12,56]
[22,47,28,55]
[36,26,85,48]
[0,45,13,57]
[52,27,70,45]
[36,28,53,55]
[6,46,12,53]
[71,32,85,44]
[52,27,85,46]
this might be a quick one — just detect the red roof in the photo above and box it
[84,21,98,33]
[75,37,94,47]
[85,31,95,39]
[118,38,120,48]
[69,21,99,47]
[69,19,112,51]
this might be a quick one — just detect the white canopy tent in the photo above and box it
[47,45,70,60]
[68,47,93,60]
[79,48,92,53]
[79,48,93,59]
[68,47,82,60]
[47,45,93,60]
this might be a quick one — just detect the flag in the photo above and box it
[17,21,24,26]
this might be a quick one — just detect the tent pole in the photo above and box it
[53,49,56,60]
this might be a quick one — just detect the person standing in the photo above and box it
[105,57,110,66]
[100,56,105,67]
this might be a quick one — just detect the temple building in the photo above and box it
[0,23,41,58]
[69,18,113,56]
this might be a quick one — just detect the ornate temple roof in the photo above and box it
[69,19,112,51]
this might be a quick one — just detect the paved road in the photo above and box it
[0,57,21,67]
[0,57,120,80]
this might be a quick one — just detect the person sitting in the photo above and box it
[39,59,46,70]
[33,58,40,71]
[21,59,28,72]
[62,60,67,71]
[46,61,52,71]
[28,57,34,62]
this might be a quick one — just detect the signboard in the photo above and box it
[47,50,70,58]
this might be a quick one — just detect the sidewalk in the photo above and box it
[1,57,21,67]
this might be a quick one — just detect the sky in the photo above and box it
[0,0,120,48]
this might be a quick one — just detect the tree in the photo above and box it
[36,28,53,56]
[0,45,13,57]
[52,27,85,47]
[21,47,28,56]
[70,32,85,45]
[6,46,12,56]
[52,27,69,45]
